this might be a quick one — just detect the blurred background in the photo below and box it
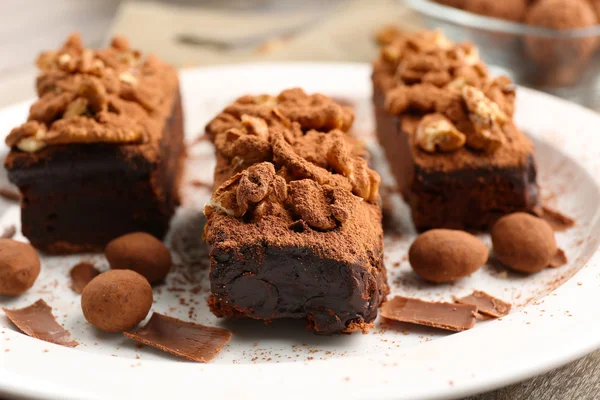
[2,0,600,108]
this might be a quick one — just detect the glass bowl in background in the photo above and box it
[403,0,600,111]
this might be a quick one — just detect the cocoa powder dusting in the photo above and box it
[204,90,384,268]
[5,32,178,169]
[372,30,533,173]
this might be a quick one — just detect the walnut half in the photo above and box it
[416,113,466,153]
[462,85,508,153]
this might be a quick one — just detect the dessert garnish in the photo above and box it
[491,212,557,273]
[0,187,20,202]
[548,248,568,268]
[0,239,41,296]
[0,225,16,239]
[380,296,477,332]
[455,291,511,318]
[105,232,173,284]
[532,205,575,232]
[69,262,100,294]
[3,299,78,347]
[124,313,232,363]
[81,270,152,332]
[408,229,489,283]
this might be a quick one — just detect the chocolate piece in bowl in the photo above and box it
[461,0,528,22]
[372,30,539,231]
[525,0,598,81]
[203,90,388,334]
[4,34,185,254]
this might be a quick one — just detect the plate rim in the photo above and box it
[1,62,600,400]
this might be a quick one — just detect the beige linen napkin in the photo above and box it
[109,0,419,67]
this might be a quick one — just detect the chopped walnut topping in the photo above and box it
[240,114,269,140]
[375,29,519,155]
[5,33,178,153]
[119,71,137,86]
[111,35,130,51]
[416,113,466,153]
[63,97,88,119]
[462,85,508,153]
[462,85,508,125]
[374,25,403,45]
[205,162,287,220]
[206,88,354,138]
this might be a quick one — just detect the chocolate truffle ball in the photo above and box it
[463,0,528,21]
[105,232,172,284]
[491,212,557,273]
[0,239,41,296]
[409,229,489,283]
[524,0,598,80]
[81,270,153,332]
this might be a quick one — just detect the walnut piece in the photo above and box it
[462,85,508,153]
[374,25,403,45]
[205,162,286,220]
[119,71,137,86]
[416,113,466,153]
[240,114,269,140]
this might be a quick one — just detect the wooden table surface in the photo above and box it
[0,1,598,399]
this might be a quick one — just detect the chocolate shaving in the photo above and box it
[455,291,511,318]
[123,313,231,362]
[533,205,575,231]
[548,248,568,268]
[69,262,101,294]
[0,187,20,202]
[380,296,477,332]
[0,225,16,239]
[2,299,78,347]
[189,180,213,190]
[190,133,210,145]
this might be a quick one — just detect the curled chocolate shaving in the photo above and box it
[380,296,477,332]
[2,299,78,347]
[533,205,575,231]
[455,291,511,318]
[0,225,16,239]
[69,262,101,294]
[548,248,568,268]
[0,187,20,202]
[123,313,231,362]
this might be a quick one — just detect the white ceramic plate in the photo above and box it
[1,63,600,400]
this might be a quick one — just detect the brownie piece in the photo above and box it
[372,30,539,231]
[204,89,388,334]
[4,34,184,253]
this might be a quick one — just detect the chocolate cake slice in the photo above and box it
[204,89,388,334]
[4,34,184,253]
[372,30,539,231]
